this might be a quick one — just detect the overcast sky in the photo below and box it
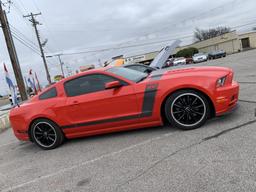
[0,0,255,95]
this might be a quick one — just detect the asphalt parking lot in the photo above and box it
[0,49,256,192]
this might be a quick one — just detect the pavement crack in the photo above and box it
[238,82,256,84]
[117,119,256,189]
[239,99,256,104]
[203,119,256,141]
[116,142,201,190]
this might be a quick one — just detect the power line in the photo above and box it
[31,0,58,52]
[59,19,256,56]
[11,28,58,69]
[0,1,28,100]
[12,2,33,29]
[60,34,193,56]
[16,0,28,13]
[12,1,55,53]
[232,20,256,29]
[9,24,40,50]
[11,31,41,55]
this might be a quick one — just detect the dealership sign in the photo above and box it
[126,55,146,63]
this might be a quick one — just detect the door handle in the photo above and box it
[71,100,79,106]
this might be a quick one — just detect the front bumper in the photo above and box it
[215,81,239,116]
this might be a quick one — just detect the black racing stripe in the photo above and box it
[61,112,151,129]
[141,84,158,116]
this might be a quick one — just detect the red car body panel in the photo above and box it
[9,66,239,141]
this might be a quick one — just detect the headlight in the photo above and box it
[216,76,227,87]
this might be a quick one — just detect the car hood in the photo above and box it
[149,40,181,68]
[149,66,231,80]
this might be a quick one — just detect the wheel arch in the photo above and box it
[160,88,216,124]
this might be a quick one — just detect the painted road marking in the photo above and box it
[2,131,177,192]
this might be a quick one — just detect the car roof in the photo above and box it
[62,67,106,82]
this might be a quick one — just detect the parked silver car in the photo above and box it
[173,57,187,66]
[192,53,208,63]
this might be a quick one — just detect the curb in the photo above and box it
[0,112,10,133]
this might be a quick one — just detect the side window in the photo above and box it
[39,87,57,100]
[64,74,120,97]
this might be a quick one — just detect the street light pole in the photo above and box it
[46,54,65,78]
[57,55,65,78]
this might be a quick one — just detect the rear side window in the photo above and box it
[39,87,57,100]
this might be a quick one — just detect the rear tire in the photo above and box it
[164,90,210,130]
[30,119,64,150]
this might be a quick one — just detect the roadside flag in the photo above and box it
[34,72,41,92]
[28,69,37,95]
[3,63,18,106]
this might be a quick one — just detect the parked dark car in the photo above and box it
[208,50,226,59]
[123,63,156,74]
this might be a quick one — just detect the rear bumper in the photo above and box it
[215,81,239,116]
[13,130,29,141]
[10,116,30,141]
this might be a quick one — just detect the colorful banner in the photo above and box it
[28,69,37,95]
[4,63,18,106]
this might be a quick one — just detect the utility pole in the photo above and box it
[46,54,65,78]
[24,13,52,84]
[0,1,28,100]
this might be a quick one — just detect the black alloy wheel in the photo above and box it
[31,119,64,150]
[165,90,210,130]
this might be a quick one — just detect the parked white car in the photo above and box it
[192,53,208,63]
[173,57,187,66]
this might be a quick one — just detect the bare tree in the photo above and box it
[194,26,231,42]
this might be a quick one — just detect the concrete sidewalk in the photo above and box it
[0,110,10,133]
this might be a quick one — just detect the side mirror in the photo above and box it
[105,81,122,89]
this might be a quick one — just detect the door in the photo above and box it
[62,73,139,130]
[241,38,250,49]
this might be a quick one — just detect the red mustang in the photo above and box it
[9,66,239,149]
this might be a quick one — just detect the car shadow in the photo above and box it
[65,125,179,146]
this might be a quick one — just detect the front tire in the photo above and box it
[164,90,210,130]
[30,119,64,150]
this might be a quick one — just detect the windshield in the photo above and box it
[194,53,204,56]
[107,67,148,83]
